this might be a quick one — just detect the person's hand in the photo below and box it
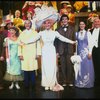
[56,53,60,58]
[88,53,92,59]
[5,39,8,47]
[0,56,4,61]
[35,55,40,59]
[72,40,77,44]
[19,56,24,60]
[19,41,25,46]
[25,1,29,5]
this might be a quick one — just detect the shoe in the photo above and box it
[63,84,67,86]
[56,84,64,91]
[15,83,20,89]
[45,87,49,90]
[69,84,73,87]
[9,83,14,89]
[50,87,53,90]
[0,86,4,90]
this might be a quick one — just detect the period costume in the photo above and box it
[92,27,100,86]
[4,38,23,81]
[13,18,24,30]
[55,24,76,86]
[18,29,41,71]
[18,28,41,87]
[75,30,94,88]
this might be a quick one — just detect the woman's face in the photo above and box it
[9,29,16,37]
[63,3,67,8]
[43,20,53,30]
[27,12,32,19]
[7,23,14,29]
[67,7,71,13]
[79,22,86,30]
[24,20,31,30]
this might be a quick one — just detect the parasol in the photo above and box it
[70,41,82,80]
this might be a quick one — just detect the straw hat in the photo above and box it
[60,1,70,5]
[67,4,72,8]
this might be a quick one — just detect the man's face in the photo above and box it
[15,11,20,18]
[61,17,69,26]
[94,18,100,28]
[24,20,31,30]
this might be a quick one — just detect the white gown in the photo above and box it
[25,29,74,87]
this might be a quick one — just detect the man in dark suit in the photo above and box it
[54,14,76,86]
[91,18,100,86]
[0,26,6,90]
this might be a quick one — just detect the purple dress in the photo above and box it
[75,31,94,88]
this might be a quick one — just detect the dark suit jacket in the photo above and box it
[0,33,5,58]
[0,32,6,80]
[54,25,76,55]
[98,29,100,48]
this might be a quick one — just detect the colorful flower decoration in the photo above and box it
[88,12,99,22]
[74,1,88,12]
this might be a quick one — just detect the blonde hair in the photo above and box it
[42,19,54,28]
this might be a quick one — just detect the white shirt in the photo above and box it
[78,30,86,40]
[92,28,100,48]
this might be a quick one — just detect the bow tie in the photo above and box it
[62,25,68,28]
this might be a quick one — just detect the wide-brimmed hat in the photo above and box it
[67,4,72,8]
[0,19,12,27]
[35,6,59,29]
[5,19,13,25]
[0,21,6,27]
[60,1,70,5]
[36,13,59,29]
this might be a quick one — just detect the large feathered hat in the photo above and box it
[35,6,59,29]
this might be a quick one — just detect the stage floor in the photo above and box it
[0,72,100,99]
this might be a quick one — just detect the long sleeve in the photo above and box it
[54,38,59,53]
[25,33,41,44]
[55,31,74,44]
[36,41,42,55]
[18,45,23,56]
[17,35,23,56]
[4,38,9,59]
[87,31,93,54]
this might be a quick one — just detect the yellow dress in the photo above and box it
[13,18,24,32]
[18,29,41,71]
[13,18,24,26]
